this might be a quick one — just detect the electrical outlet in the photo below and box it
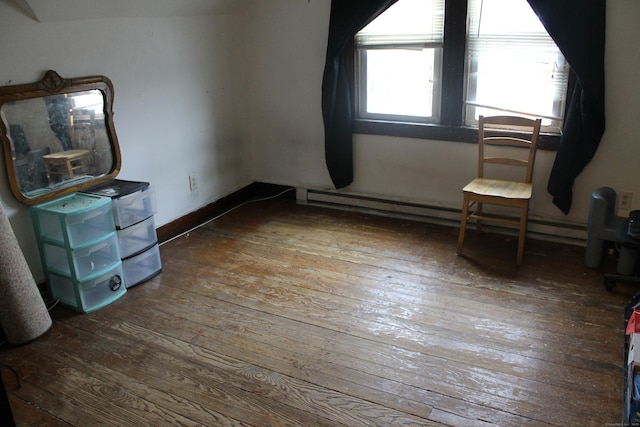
[189,174,198,192]
[619,190,633,210]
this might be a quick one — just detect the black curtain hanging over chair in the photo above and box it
[322,0,606,214]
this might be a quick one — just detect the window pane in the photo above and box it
[364,48,438,119]
[466,0,568,131]
[356,0,444,121]
[358,0,444,47]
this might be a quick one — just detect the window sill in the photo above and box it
[353,119,561,151]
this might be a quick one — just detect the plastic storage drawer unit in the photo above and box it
[42,232,121,280]
[48,263,126,313]
[82,179,162,289]
[32,192,126,313]
[122,243,162,287]
[31,193,115,248]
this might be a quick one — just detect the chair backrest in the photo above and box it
[477,115,542,184]
[70,108,96,150]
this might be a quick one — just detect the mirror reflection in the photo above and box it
[2,90,113,197]
[0,70,121,205]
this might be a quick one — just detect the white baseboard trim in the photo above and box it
[296,188,587,246]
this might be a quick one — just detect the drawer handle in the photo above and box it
[110,275,122,291]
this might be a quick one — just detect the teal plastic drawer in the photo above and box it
[42,232,121,281]
[48,263,126,313]
[31,193,114,248]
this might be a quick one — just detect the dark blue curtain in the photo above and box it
[321,0,398,189]
[527,0,606,214]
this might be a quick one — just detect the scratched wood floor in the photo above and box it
[0,196,634,426]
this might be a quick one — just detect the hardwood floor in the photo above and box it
[0,196,633,426]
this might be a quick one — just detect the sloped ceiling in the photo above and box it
[11,0,245,22]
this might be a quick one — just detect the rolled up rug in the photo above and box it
[0,203,51,345]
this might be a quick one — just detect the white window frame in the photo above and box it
[354,0,569,136]
[356,45,443,123]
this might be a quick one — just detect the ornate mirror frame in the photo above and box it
[0,70,121,205]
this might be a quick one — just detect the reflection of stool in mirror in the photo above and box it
[43,149,92,183]
[604,219,640,291]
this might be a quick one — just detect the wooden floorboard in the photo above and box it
[0,197,633,426]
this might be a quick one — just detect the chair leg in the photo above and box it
[516,204,529,265]
[457,195,470,255]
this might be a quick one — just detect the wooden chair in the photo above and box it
[70,108,96,150]
[457,115,542,264]
[69,108,98,174]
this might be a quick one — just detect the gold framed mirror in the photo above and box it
[0,70,121,205]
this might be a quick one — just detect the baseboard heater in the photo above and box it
[296,188,587,246]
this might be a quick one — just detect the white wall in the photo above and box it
[246,0,332,190]
[247,0,640,228]
[0,0,252,280]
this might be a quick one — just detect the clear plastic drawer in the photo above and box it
[117,216,157,259]
[112,185,156,229]
[122,244,162,288]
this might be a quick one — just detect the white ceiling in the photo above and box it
[11,0,246,22]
